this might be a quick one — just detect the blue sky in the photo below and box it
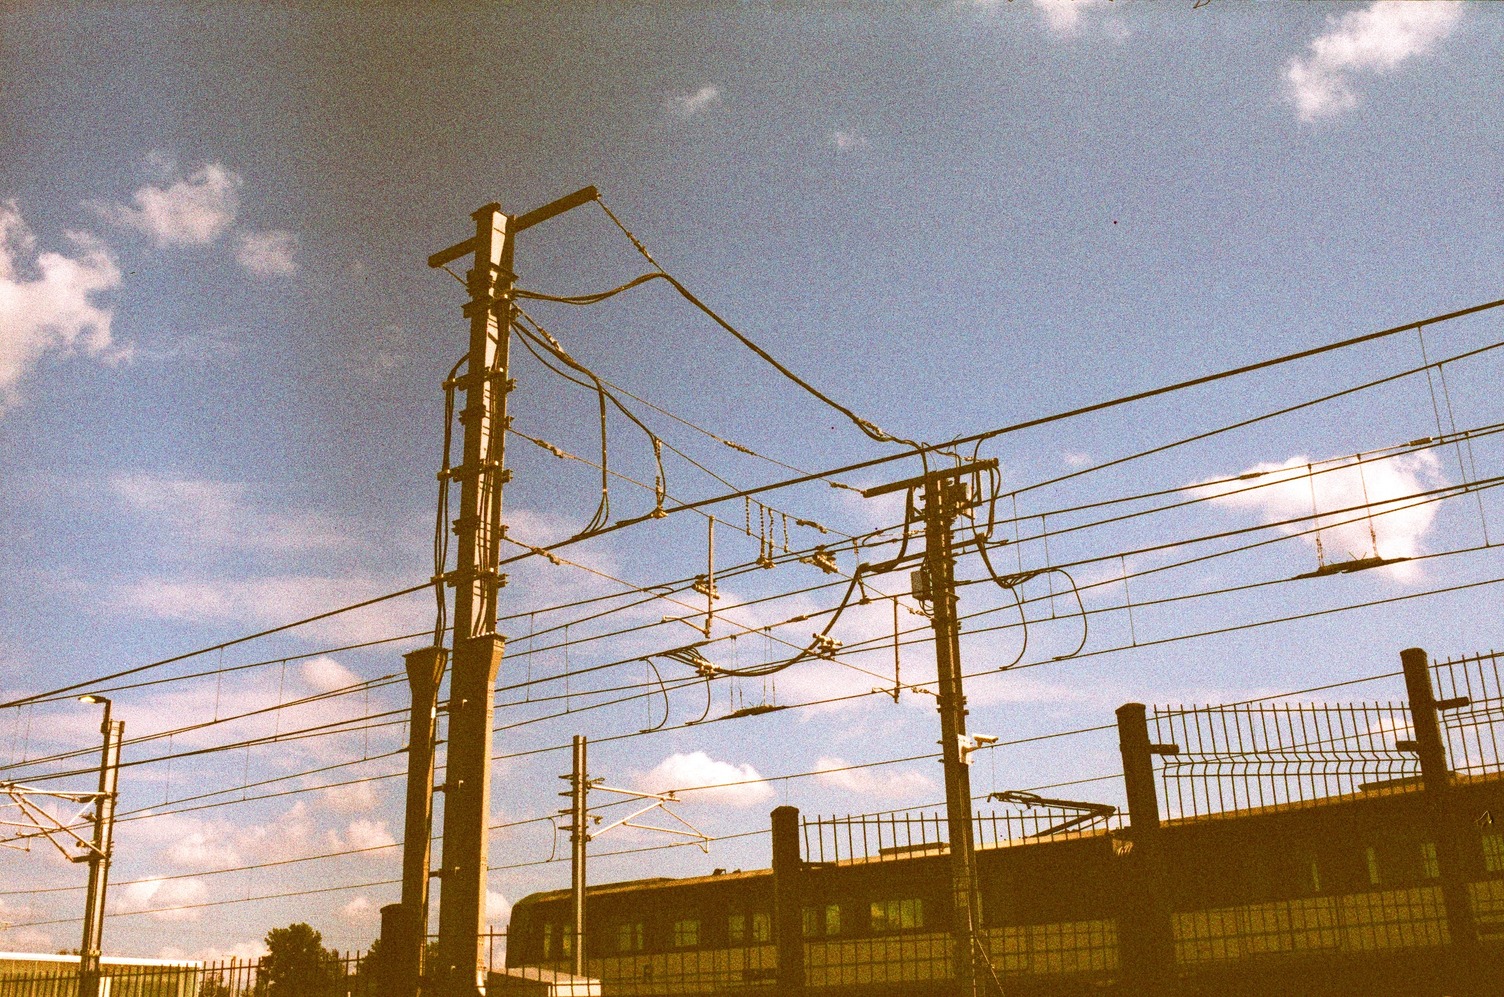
[2,0,1502,961]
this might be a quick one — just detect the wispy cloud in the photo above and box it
[1284,2,1464,122]
[669,85,722,119]
[486,890,511,927]
[117,877,209,922]
[320,779,383,814]
[1030,0,1106,38]
[340,818,396,851]
[814,756,932,798]
[93,154,300,276]
[339,895,377,923]
[634,750,774,808]
[829,130,870,152]
[1190,452,1445,579]
[108,573,429,642]
[0,200,123,411]
[971,0,1113,39]
[93,162,241,247]
[110,473,348,556]
[301,655,362,694]
[235,229,298,276]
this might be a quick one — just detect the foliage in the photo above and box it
[257,922,342,997]
[199,976,234,997]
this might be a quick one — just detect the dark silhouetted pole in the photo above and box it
[862,463,996,997]
[570,735,588,978]
[431,203,515,997]
[76,695,122,997]
[1400,647,1479,993]
[1116,702,1175,996]
[386,646,446,997]
[771,806,805,997]
[426,189,598,997]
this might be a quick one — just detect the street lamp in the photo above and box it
[75,695,122,997]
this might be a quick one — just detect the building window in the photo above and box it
[728,912,770,945]
[672,918,700,948]
[616,922,644,953]
[870,898,925,933]
[1483,832,1504,874]
[543,924,573,960]
[1365,846,1381,886]
[1421,841,1440,879]
[802,904,841,938]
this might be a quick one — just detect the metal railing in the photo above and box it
[1150,701,1420,821]
[1432,648,1504,779]
[801,804,1123,865]
[0,954,372,997]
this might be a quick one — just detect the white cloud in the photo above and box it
[1030,0,1101,37]
[0,200,123,410]
[95,162,242,246]
[177,938,269,962]
[236,229,298,276]
[1284,2,1464,122]
[485,890,511,925]
[321,779,382,814]
[634,750,775,808]
[302,655,361,693]
[669,85,722,119]
[340,895,377,923]
[969,0,1120,39]
[830,130,870,152]
[1062,451,1092,469]
[164,827,239,868]
[342,819,396,851]
[1191,452,1445,579]
[814,756,934,798]
[110,473,347,555]
[118,877,209,921]
[108,573,429,642]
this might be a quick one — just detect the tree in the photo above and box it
[258,923,341,997]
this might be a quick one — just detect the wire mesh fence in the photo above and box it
[800,804,1123,865]
[1150,701,1421,821]
[1146,650,1504,823]
[1432,648,1504,779]
[0,953,372,997]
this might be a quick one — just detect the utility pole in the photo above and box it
[1400,647,1480,994]
[567,736,588,978]
[76,695,122,997]
[425,186,598,997]
[556,738,708,982]
[383,646,447,997]
[429,202,513,997]
[863,460,996,997]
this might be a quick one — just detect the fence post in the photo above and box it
[1400,647,1481,993]
[771,805,805,997]
[1116,703,1176,996]
[380,902,419,997]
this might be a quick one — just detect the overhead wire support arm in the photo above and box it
[0,783,109,859]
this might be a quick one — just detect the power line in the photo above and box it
[9,297,1498,716]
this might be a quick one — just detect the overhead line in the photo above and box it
[8,297,1496,715]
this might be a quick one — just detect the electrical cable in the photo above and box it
[11,301,1499,716]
